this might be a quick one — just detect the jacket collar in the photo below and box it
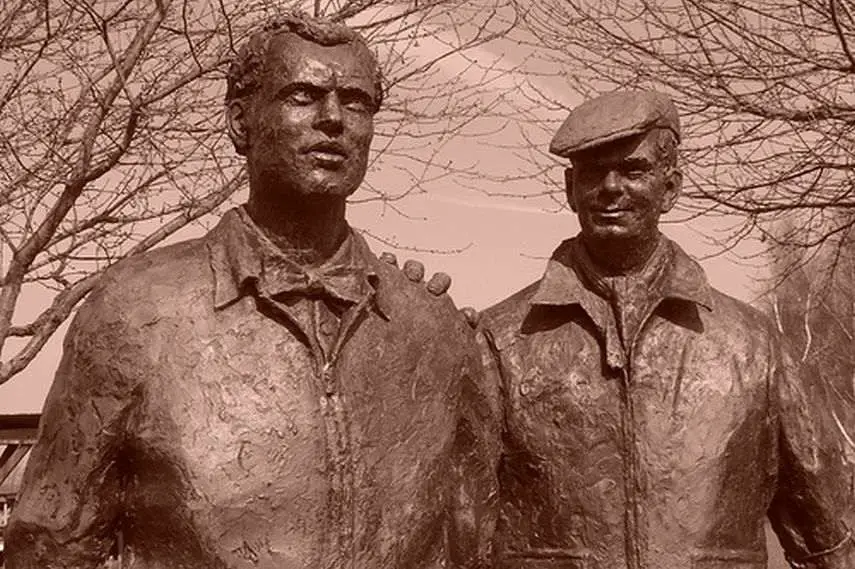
[207,207,389,318]
[531,234,714,311]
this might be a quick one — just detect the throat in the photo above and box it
[582,234,662,276]
[246,193,348,266]
[576,235,672,351]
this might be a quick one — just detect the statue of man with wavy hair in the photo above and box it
[6,12,495,569]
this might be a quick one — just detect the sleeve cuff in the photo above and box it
[787,529,854,569]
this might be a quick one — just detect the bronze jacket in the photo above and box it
[6,208,495,569]
[479,236,853,569]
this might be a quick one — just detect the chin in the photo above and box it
[312,185,360,198]
[299,173,361,197]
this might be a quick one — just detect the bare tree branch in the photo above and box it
[511,0,855,260]
[0,0,522,385]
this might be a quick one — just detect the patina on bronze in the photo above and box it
[479,91,854,569]
[5,13,495,569]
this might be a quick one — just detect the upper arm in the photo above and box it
[768,339,855,568]
[6,300,134,568]
[446,325,502,569]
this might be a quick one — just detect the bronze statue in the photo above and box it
[478,91,854,569]
[5,13,495,569]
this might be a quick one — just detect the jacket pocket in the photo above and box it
[498,550,593,569]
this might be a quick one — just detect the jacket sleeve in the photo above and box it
[446,318,502,569]
[767,339,855,569]
[5,298,131,568]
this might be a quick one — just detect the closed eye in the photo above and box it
[339,88,376,114]
[279,84,324,105]
[621,159,653,180]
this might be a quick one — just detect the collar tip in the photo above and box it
[375,304,392,321]
[697,294,714,311]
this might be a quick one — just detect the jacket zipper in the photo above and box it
[260,294,371,569]
[619,363,643,569]
[619,302,661,569]
[318,298,371,569]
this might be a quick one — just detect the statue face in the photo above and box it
[236,34,378,199]
[569,130,680,249]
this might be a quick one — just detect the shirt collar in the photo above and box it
[207,207,387,317]
[530,234,714,311]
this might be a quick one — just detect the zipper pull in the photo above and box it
[323,361,335,396]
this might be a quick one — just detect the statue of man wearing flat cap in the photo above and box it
[6,12,495,569]
[477,90,854,569]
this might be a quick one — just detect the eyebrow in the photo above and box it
[338,86,378,106]
[620,157,654,169]
[581,156,654,170]
[276,81,325,96]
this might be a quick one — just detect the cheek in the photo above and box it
[626,182,660,205]
[571,182,597,204]
[255,123,301,156]
[254,119,282,144]
[349,125,374,168]
[349,115,374,141]
[257,104,305,134]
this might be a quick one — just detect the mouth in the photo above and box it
[306,141,347,167]
[592,207,633,218]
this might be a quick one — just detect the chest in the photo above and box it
[498,308,774,468]
[121,296,460,524]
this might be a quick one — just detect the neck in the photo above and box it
[246,191,349,266]
[582,233,662,277]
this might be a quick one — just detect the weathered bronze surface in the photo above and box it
[5,13,495,569]
[479,91,854,569]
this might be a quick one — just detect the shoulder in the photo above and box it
[367,257,484,377]
[74,236,212,339]
[51,238,210,399]
[371,257,464,326]
[667,239,779,344]
[691,287,785,371]
[478,281,541,350]
[705,287,777,337]
[482,281,540,325]
[102,237,210,297]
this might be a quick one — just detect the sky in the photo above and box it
[0,10,772,414]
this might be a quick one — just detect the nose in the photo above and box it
[601,169,621,193]
[315,92,344,136]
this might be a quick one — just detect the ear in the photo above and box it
[226,100,249,156]
[564,167,578,212]
[660,167,682,213]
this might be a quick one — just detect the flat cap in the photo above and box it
[549,90,680,157]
